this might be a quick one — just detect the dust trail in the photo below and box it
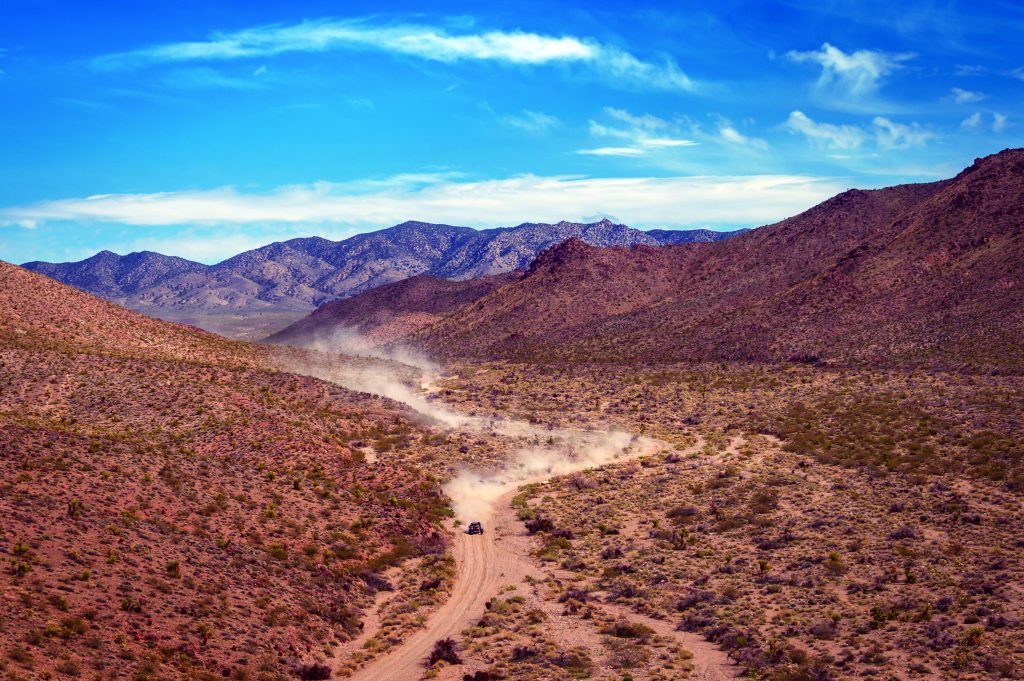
[273,329,659,521]
[443,429,646,522]
[274,327,471,428]
[289,325,438,376]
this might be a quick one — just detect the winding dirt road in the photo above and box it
[346,436,740,681]
[347,484,533,681]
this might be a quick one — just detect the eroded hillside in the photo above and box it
[0,262,453,679]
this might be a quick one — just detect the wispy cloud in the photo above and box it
[575,146,647,157]
[948,87,985,104]
[92,18,696,92]
[783,111,867,149]
[710,114,768,149]
[961,112,982,129]
[162,67,264,91]
[0,174,845,241]
[786,42,913,98]
[872,117,934,149]
[783,111,933,150]
[500,109,560,133]
[960,111,1008,133]
[577,107,698,156]
[954,64,986,77]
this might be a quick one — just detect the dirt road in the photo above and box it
[347,485,535,681]
[346,434,740,681]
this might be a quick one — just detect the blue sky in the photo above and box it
[1,0,1022,264]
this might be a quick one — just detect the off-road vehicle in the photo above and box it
[466,521,484,535]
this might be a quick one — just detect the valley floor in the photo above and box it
[327,360,1023,681]
[4,340,1021,680]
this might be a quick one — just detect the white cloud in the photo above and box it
[949,87,985,104]
[786,42,912,98]
[577,107,698,156]
[0,174,846,237]
[501,109,560,133]
[993,113,1008,133]
[783,111,867,149]
[605,107,669,131]
[784,111,932,150]
[711,115,768,149]
[961,112,982,129]
[575,147,647,157]
[872,117,934,149]
[93,18,696,92]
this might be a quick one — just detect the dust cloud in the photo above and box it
[273,327,656,522]
[443,428,643,523]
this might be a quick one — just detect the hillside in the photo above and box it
[0,260,450,678]
[283,149,1023,370]
[268,272,519,347]
[22,220,741,340]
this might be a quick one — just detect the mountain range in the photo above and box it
[22,219,741,339]
[272,149,1024,370]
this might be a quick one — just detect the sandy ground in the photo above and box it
[347,486,536,680]
[347,436,740,681]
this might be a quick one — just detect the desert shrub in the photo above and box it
[120,597,143,613]
[296,662,331,680]
[558,587,591,604]
[565,472,596,490]
[67,498,85,518]
[748,489,779,514]
[889,525,920,540]
[428,638,461,666]
[548,649,592,675]
[667,505,699,523]
[677,590,716,611]
[808,619,838,640]
[412,531,447,556]
[524,517,555,535]
[463,672,503,681]
[601,546,624,559]
[361,571,394,594]
[603,620,655,640]
[607,638,650,669]
[824,552,847,575]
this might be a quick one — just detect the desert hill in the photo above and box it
[0,260,450,678]
[275,149,1024,370]
[268,272,519,347]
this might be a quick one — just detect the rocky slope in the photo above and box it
[22,249,206,299]
[281,149,1024,370]
[268,272,519,347]
[22,220,740,340]
[0,260,452,678]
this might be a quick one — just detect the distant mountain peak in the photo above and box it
[23,219,745,339]
[526,237,596,273]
